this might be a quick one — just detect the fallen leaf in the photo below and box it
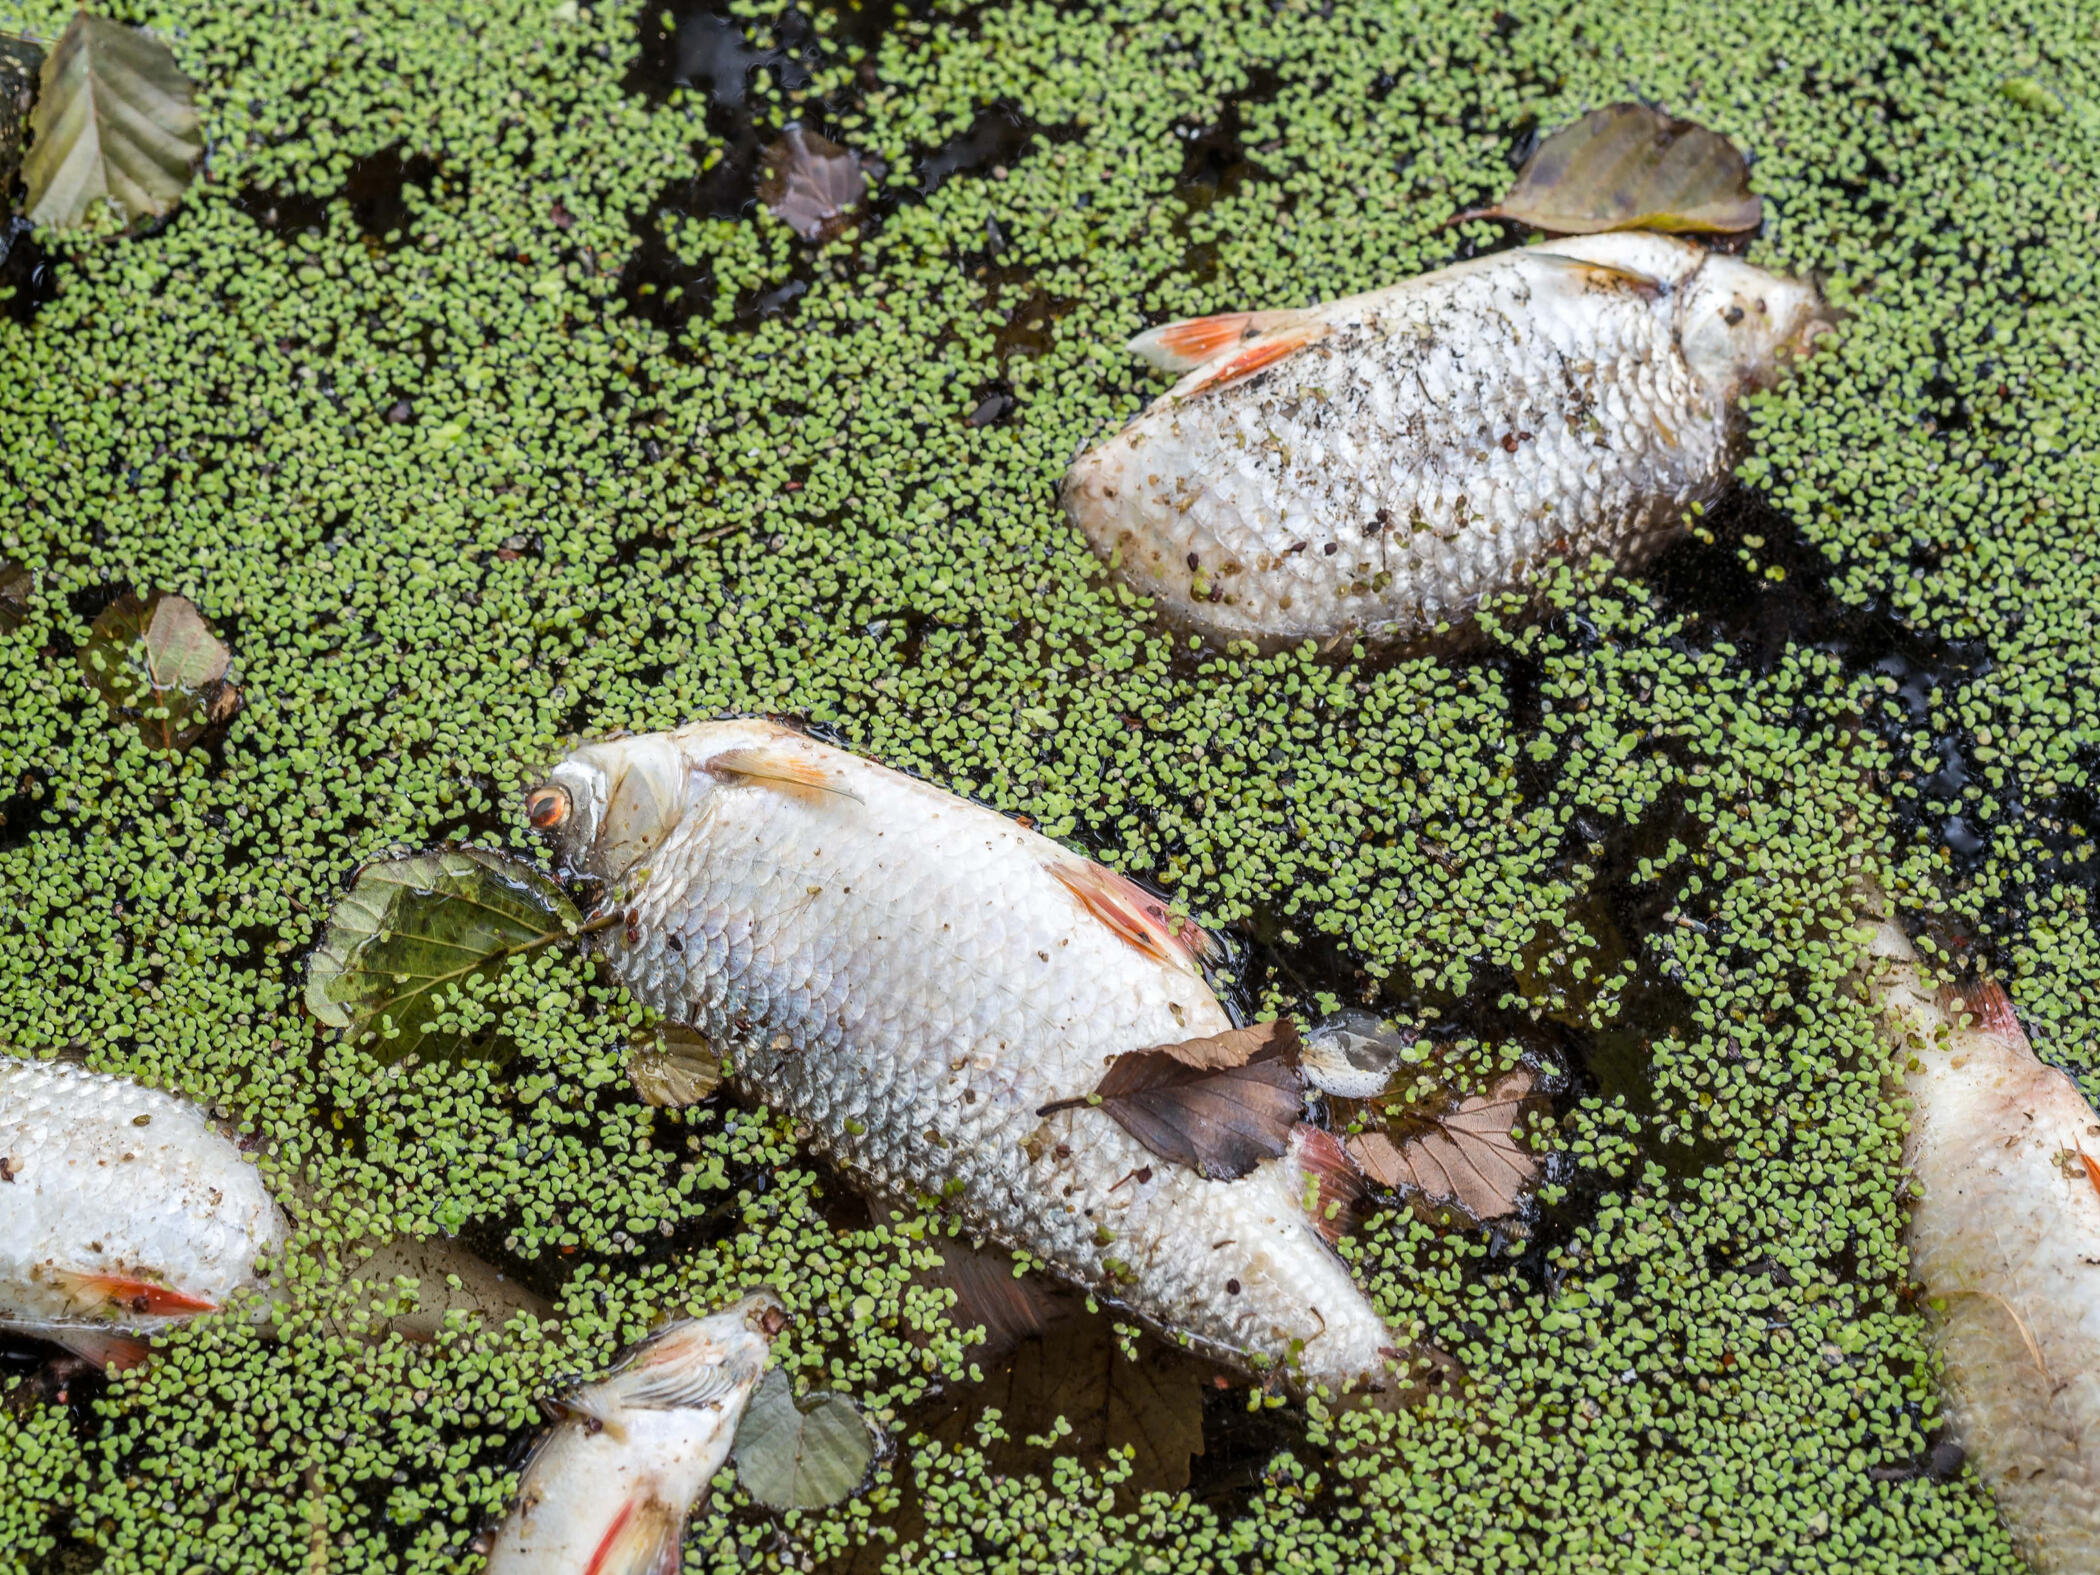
[0,560,30,630]
[21,13,202,230]
[0,38,42,213]
[304,847,581,1065]
[759,125,866,242]
[731,1369,878,1510]
[919,1316,1207,1495]
[1041,1022,1301,1180]
[1457,104,1760,236]
[77,591,238,752]
[922,1239,1067,1361]
[626,1022,722,1106]
[1347,1069,1543,1223]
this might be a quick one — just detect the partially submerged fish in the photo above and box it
[486,1291,785,1574]
[528,719,1395,1391]
[0,1056,287,1361]
[1065,233,1830,645]
[1858,895,2100,1570]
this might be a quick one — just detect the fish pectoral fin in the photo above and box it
[705,745,862,805]
[1291,1123,1365,1245]
[1170,323,1332,397]
[50,1328,155,1371]
[49,1268,218,1318]
[1530,252,1670,300]
[583,1493,686,1575]
[1045,859,1221,974]
[1126,309,1311,372]
[614,1352,747,1415]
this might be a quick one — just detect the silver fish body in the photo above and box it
[1861,904,2100,1570]
[487,1292,781,1575]
[1066,233,1828,645]
[0,1057,286,1339]
[532,720,1393,1391]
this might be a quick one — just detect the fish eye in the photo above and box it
[525,784,571,830]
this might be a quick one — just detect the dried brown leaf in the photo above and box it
[626,1022,722,1106]
[1459,104,1761,237]
[0,560,30,631]
[22,13,202,230]
[1347,1070,1542,1222]
[1154,1018,1299,1071]
[759,125,866,243]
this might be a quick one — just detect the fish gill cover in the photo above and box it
[0,0,2092,1571]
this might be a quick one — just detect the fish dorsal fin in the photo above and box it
[583,1493,686,1575]
[1170,322,1332,398]
[706,743,861,805]
[1045,859,1220,974]
[1530,251,1669,300]
[50,1268,217,1318]
[1127,309,1312,373]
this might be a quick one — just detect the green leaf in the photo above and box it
[22,12,202,231]
[76,591,239,752]
[730,1369,878,1510]
[1459,104,1762,236]
[304,847,580,1065]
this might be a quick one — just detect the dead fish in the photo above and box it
[0,1056,287,1365]
[1858,896,2100,1570]
[486,1291,785,1574]
[528,719,1395,1391]
[1066,233,1830,645]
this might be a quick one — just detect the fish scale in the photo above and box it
[1066,231,1827,645]
[543,719,1394,1388]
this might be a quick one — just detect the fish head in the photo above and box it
[527,732,687,885]
[1678,256,1834,403]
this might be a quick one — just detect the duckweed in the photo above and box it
[2,0,2094,1569]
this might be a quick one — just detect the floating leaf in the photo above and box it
[1041,1020,1301,1179]
[920,1317,1207,1495]
[731,1368,878,1510]
[0,37,42,214]
[21,13,202,230]
[759,125,866,242]
[923,1240,1066,1360]
[77,591,239,751]
[1457,104,1761,236]
[0,560,30,631]
[1346,1069,1543,1223]
[304,847,580,1065]
[627,1022,722,1106]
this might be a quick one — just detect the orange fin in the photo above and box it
[51,1329,154,1371]
[584,1492,685,1575]
[2080,1150,2100,1202]
[1957,976,2026,1042]
[1292,1124,1364,1245]
[707,745,861,804]
[54,1269,217,1317]
[1127,310,1308,373]
[1175,324,1330,396]
[1046,860,1220,975]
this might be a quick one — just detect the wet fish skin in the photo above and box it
[486,1291,782,1575]
[0,1057,286,1343]
[1066,233,1829,646]
[534,719,1394,1391]
[1860,902,2100,1570]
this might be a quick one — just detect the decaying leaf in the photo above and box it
[922,1239,1067,1361]
[919,1317,1208,1495]
[77,591,239,751]
[1458,104,1761,237]
[731,1368,879,1510]
[21,13,202,230]
[759,125,866,242]
[0,37,43,212]
[1346,1069,1543,1223]
[1040,1020,1301,1180]
[626,1021,722,1106]
[304,847,581,1065]
[0,560,30,631]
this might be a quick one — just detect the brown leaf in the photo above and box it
[759,125,866,243]
[77,592,238,752]
[1458,104,1761,237]
[920,1317,1207,1496]
[1041,1025,1302,1180]
[1153,1018,1298,1071]
[626,1022,722,1106]
[1347,1070,1542,1222]
[923,1240,1068,1361]
[0,560,30,632]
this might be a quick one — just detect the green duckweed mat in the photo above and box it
[3,0,2097,1568]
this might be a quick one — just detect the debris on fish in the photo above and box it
[0,1056,286,1364]
[1301,1010,1412,1099]
[1065,233,1830,645]
[485,1291,785,1574]
[529,719,1397,1391]
[1857,889,2100,1571]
